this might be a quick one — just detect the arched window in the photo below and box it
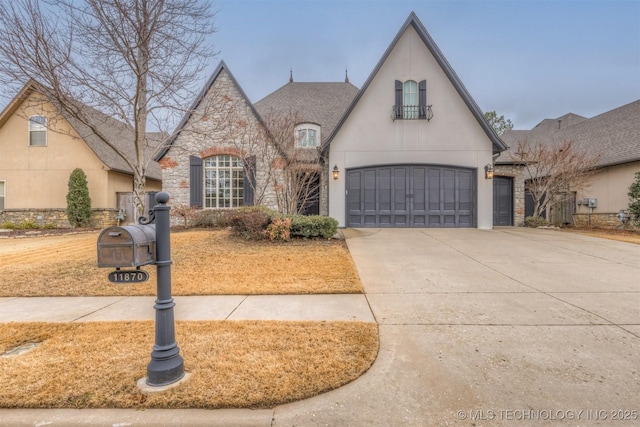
[394,80,429,120]
[402,80,418,119]
[29,115,47,146]
[295,123,321,148]
[203,155,244,208]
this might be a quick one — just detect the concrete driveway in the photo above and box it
[275,227,640,426]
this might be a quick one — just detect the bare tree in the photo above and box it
[259,109,323,215]
[0,0,216,214]
[510,138,602,219]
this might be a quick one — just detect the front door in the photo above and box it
[493,176,513,226]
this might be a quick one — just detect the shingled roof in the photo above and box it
[254,81,359,145]
[498,100,640,168]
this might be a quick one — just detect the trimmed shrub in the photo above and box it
[228,206,274,240]
[524,216,550,228]
[66,168,92,227]
[192,209,223,228]
[289,215,338,238]
[263,216,292,242]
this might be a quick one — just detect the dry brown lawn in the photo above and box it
[0,229,363,296]
[0,321,378,409]
[562,227,640,245]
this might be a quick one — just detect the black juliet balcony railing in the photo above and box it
[392,104,433,121]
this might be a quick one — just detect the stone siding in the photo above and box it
[0,208,120,229]
[573,212,638,229]
[160,68,279,225]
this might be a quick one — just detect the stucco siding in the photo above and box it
[0,93,111,209]
[329,25,494,228]
[576,161,640,215]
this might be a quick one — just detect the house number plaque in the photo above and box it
[108,270,149,283]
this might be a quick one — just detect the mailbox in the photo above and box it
[97,224,156,268]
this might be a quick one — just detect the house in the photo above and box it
[326,12,506,228]
[160,12,507,229]
[497,100,640,227]
[158,62,358,217]
[0,82,162,228]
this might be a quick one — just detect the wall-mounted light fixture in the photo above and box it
[332,165,340,180]
[484,164,494,180]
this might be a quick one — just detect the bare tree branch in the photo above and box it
[510,138,602,219]
[0,0,216,214]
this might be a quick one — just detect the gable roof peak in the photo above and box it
[157,59,262,160]
[324,11,507,154]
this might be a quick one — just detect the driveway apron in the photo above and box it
[274,228,640,426]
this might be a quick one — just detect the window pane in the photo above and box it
[308,130,316,147]
[30,116,46,129]
[30,131,46,146]
[403,81,418,119]
[203,155,244,209]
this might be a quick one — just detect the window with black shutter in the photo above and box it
[393,79,431,121]
[189,155,203,208]
[243,155,256,206]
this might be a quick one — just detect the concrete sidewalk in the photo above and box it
[0,294,374,323]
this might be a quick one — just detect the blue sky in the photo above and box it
[210,0,640,129]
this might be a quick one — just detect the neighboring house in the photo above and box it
[160,12,507,229]
[0,82,162,228]
[496,100,640,227]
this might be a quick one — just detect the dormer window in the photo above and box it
[393,80,432,121]
[29,115,47,146]
[296,124,321,148]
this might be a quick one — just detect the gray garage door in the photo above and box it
[346,165,475,228]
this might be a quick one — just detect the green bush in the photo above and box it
[628,170,640,226]
[191,206,338,241]
[66,168,92,227]
[289,215,338,238]
[1,221,16,230]
[524,216,550,228]
[16,219,39,229]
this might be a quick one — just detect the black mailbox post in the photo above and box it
[96,192,184,388]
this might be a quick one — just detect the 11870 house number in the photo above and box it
[108,270,149,283]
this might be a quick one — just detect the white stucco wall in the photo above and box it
[329,25,495,228]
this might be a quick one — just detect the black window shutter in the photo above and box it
[395,80,403,119]
[189,155,203,208]
[243,155,256,206]
[418,80,427,119]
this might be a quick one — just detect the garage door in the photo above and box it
[346,165,475,227]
